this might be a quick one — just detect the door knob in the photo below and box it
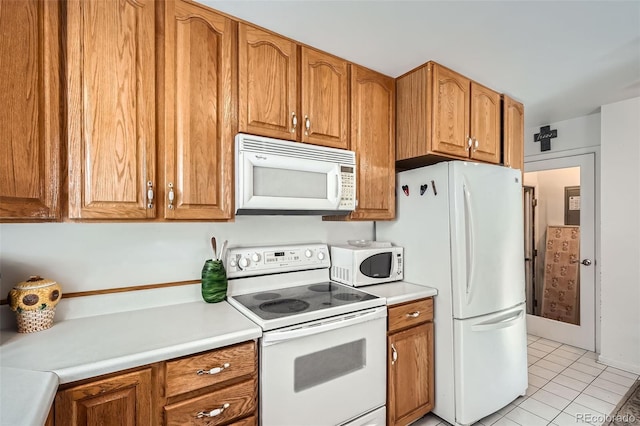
[572,258,592,266]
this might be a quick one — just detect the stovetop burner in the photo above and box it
[230,281,379,323]
[259,298,310,314]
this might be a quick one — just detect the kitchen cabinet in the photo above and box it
[54,368,153,426]
[327,65,395,221]
[160,0,236,220]
[396,61,501,169]
[52,341,257,425]
[387,297,435,426]
[162,340,258,425]
[238,23,349,149]
[66,0,157,219]
[0,0,61,221]
[502,95,525,173]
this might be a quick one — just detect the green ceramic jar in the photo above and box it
[201,259,228,303]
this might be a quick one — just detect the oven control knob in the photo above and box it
[304,249,313,258]
[239,257,250,268]
[229,258,237,268]
[317,252,326,261]
[251,252,261,262]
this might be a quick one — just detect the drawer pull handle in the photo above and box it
[197,363,230,376]
[406,311,421,318]
[196,403,230,418]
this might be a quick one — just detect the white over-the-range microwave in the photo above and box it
[235,133,356,215]
[330,242,404,287]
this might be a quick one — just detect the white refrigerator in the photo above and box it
[376,161,528,426]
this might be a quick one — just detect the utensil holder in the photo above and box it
[201,259,227,303]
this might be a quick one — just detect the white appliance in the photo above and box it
[226,244,387,426]
[235,133,356,215]
[330,242,404,287]
[376,161,528,426]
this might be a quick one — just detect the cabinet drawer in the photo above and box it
[388,298,433,333]
[164,377,257,425]
[166,341,256,397]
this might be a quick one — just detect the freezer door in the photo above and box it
[453,304,528,425]
[449,162,525,319]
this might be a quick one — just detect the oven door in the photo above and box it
[260,307,387,426]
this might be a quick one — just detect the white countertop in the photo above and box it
[0,301,262,425]
[0,367,58,426]
[360,281,438,305]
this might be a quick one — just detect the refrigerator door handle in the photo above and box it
[463,183,475,297]
[470,309,523,332]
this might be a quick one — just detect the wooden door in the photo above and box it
[470,82,501,164]
[388,323,434,426]
[238,24,298,141]
[300,47,348,149]
[161,0,235,220]
[67,0,156,219]
[55,369,152,426]
[349,65,395,220]
[503,95,525,172]
[0,0,60,220]
[431,63,470,158]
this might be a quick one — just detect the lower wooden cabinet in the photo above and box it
[54,368,153,426]
[52,341,257,426]
[387,298,435,426]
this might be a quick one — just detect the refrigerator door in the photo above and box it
[448,162,525,319]
[454,303,528,425]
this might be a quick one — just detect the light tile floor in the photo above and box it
[413,334,639,426]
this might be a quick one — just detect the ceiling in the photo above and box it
[201,0,640,130]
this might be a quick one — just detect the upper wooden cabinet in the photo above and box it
[160,0,236,220]
[0,0,61,221]
[238,23,349,149]
[397,61,501,169]
[67,0,157,219]
[502,95,525,173]
[348,65,395,220]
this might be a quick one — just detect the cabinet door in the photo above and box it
[502,95,525,172]
[431,64,470,158]
[67,0,156,219]
[300,47,348,149]
[0,0,60,220]
[388,323,434,426]
[470,82,501,164]
[238,24,298,141]
[350,65,395,220]
[55,369,152,426]
[162,0,235,220]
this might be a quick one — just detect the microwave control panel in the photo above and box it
[339,166,356,210]
[226,243,330,278]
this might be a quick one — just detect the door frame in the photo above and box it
[524,148,600,352]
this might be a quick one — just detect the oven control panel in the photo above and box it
[226,243,331,278]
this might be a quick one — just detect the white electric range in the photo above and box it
[226,243,387,426]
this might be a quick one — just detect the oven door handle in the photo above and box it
[262,306,387,346]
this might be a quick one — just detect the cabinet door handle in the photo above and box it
[147,181,154,209]
[467,137,473,151]
[391,343,398,365]
[406,311,421,318]
[291,112,297,133]
[305,115,310,135]
[473,138,479,152]
[196,362,230,376]
[196,403,230,418]
[168,183,175,209]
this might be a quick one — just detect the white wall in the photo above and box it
[599,97,640,373]
[0,217,373,296]
[525,113,601,157]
